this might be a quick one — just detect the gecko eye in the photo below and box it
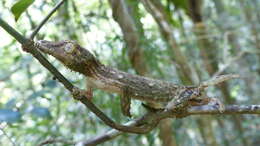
[64,43,75,53]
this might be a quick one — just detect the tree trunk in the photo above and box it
[190,0,249,145]
[108,0,177,145]
[140,0,218,145]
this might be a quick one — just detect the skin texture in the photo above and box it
[36,40,237,116]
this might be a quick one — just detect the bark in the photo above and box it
[140,0,198,85]
[140,0,218,145]
[216,118,230,146]
[108,0,148,76]
[212,1,251,145]
[159,119,177,146]
[239,0,260,75]
[239,0,260,50]
[1,7,259,146]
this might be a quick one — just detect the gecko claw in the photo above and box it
[72,87,92,100]
[208,97,225,113]
[72,87,83,100]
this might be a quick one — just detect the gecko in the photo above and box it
[35,40,238,117]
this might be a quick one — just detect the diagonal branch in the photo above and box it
[30,0,67,39]
[0,17,159,134]
[0,126,16,146]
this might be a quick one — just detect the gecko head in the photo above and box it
[37,40,100,74]
[37,40,81,65]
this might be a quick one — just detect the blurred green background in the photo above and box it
[0,0,259,145]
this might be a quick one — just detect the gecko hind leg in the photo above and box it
[189,97,225,113]
[121,87,132,117]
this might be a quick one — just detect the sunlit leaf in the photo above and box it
[14,55,22,62]
[11,0,35,21]
[0,109,21,123]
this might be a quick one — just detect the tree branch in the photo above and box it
[80,104,260,146]
[0,18,27,43]
[188,105,260,115]
[38,138,74,146]
[2,17,257,135]
[0,17,160,134]
[0,126,16,146]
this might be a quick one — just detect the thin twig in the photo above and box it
[30,0,66,39]
[25,11,36,29]
[38,138,75,146]
[213,51,246,77]
[1,18,258,135]
[0,17,159,134]
[0,126,16,146]
[213,49,260,77]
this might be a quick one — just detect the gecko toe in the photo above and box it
[209,97,225,113]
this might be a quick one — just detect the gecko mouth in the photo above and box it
[38,40,66,47]
[37,40,55,53]
[37,40,69,56]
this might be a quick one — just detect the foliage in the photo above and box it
[11,0,34,21]
[0,0,260,145]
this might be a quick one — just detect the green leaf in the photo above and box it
[170,0,188,11]
[11,0,35,21]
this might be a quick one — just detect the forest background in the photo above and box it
[0,0,259,145]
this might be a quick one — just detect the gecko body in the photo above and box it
[36,40,238,116]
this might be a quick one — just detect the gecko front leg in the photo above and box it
[72,87,93,100]
[165,87,193,111]
[189,97,225,112]
[71,79,93,100]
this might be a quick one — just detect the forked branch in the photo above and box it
[30,0,67,39]
[0,17,165,134]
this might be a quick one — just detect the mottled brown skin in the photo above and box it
[36,40,233,116]
[37,40,180,100]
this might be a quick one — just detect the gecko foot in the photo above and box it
[21,40,34,53]
[72,87,92,100]
[208,97,225,113]
[86,88,93,100]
